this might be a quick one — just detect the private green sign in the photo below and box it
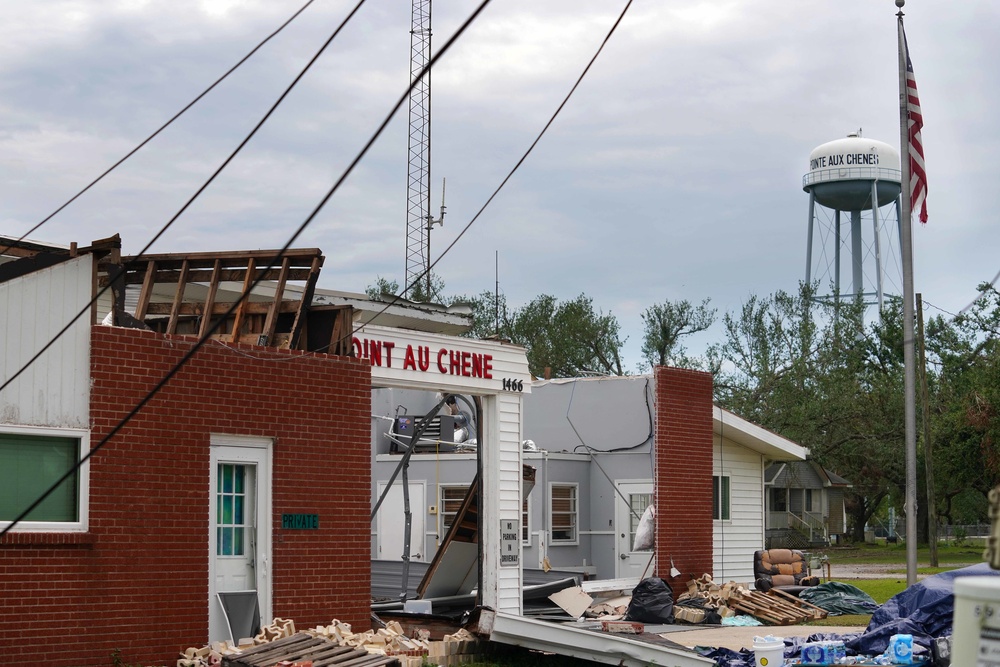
[281,513,319,530]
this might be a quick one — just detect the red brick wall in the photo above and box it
[0,327,371,666]
[654,366,714,598]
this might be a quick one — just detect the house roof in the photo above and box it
[714,406,809,461]
[766,459,852,488]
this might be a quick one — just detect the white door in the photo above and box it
[209,439,271,643]
[375,481,426,562]
[615,481,655,579]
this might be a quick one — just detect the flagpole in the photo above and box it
[895,0,918,587]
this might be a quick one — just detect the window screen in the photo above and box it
[0,434,79,522]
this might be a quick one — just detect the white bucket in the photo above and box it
[752,635,785,667]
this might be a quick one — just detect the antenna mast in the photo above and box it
[404,0,434,299]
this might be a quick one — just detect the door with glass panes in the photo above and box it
[615,481,655,578]
[209,439,271,643]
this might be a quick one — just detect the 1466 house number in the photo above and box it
[502,378,524,392]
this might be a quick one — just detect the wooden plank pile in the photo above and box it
[728,588,828,625]
[221,634,392,667]
[181,618,484,667]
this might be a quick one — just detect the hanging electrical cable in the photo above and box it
[0,0,321,258]
[0,0,495,538]
[0,0,370,397]
[333,0,638,352]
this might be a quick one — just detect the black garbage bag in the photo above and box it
[625,577,674,624]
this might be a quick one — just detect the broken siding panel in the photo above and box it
[497,392,523,614]
[712,440,763,584]
[0,255,91,428]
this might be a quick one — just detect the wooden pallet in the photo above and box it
[728,589,827,625]
[222,633,398,667]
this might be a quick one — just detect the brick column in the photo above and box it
[654,366,714,598]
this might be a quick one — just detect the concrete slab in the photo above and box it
[660,625,863,651]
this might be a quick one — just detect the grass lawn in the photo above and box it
[821,542,985,565]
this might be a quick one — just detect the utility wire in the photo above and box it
[0,0,367,397]
[345,0,636,348]
[0,0,319,258]
[0,0,494,537]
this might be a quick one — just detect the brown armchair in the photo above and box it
[753,549,820,594]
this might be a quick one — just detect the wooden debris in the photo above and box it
[184,617,487,667]
[767,588,828,621]
[600,620,644,634]
[728,588,825,625]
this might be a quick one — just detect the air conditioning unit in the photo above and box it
[391,414,457,453]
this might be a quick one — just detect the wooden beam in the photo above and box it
[328,305,354,357]
[287,255,322,349]
[116,267,316,286]
[261,256,291,346]
[134,260,157,321]
[166,259,190,334]
[144,300,301,316]
[198,259,222,339]
[229,257,256,344]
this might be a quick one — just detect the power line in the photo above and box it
[0,0,368,397]
[0,0,319,258]
[0,0,494,538]
[344,0,637,348]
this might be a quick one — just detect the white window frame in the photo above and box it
[521,494,531,546]
[0,424,90,532]
[438,483,470,538]
[549,482,579,546]
[713,475,731,521]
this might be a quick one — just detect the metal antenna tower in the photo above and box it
[404,0,436,300]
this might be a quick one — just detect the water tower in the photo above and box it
[803,133,902,308]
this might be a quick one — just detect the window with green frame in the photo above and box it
[217,463,247,556]
[0,432,80,524]
[712,475,731,521]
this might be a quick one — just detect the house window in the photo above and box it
[629,493,653,552]
[805,489,815,513]
[713,476,731,521]
[217,464,246,556]
[0,427,89,531]
[439,485,470,535]
[770,487,788,512]
[522,496,531,544]
[550,484,578,544]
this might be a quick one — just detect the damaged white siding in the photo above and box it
[0,255,91,429]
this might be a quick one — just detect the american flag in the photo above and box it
[900,23,928,223]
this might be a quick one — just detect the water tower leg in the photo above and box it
[835,210,842,301]
[872,181,884,310]
[851,210,863,299]
[806,193,816,286]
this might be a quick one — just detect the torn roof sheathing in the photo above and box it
[489,611,714,667]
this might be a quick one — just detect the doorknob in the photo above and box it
[620,553,628,560]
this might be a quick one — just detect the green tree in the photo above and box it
[925,282,1000,523]
[640,298,716,370]
[713,284,907,541]
[507,294,625,378]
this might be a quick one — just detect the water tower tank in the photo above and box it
[802,133,902,307]
[803,135,901,208]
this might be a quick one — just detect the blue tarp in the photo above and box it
[845,561,1000,655]
[697,563,1000,666]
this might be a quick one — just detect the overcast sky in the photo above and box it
[2,0,997,371]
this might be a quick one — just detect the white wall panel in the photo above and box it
[0,256,91,428]
[712,439,764,584]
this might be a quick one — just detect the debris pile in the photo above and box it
[179,619,482,667]
[668,574,828,626]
